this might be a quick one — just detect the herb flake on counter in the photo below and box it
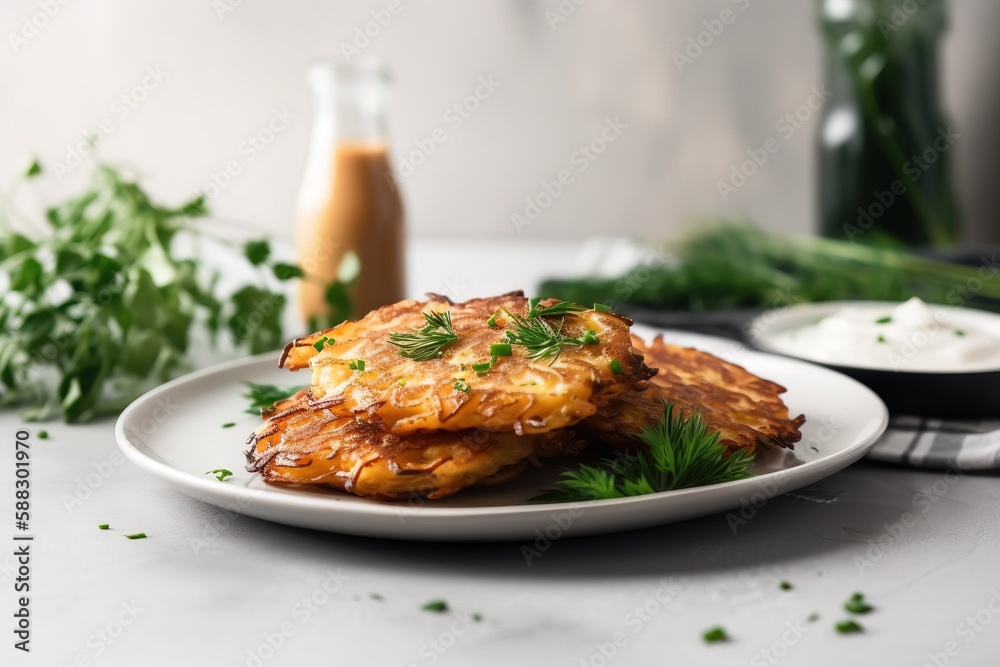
[206,469,234,482]
[954,329,965,336]
[835,619,863,634]
[780,581,793,591]
[844,593,873,614]
[38,431,49,439]
[370,593,385,602]
[125,533,147,540]
[98,524,110,530]
[534,402,752,502]
[877,335,886,344]
[388,311,459,361]
[702,626,729,643]
[222,422,236,429]
[422,600,449,613]
[875,316,892,324]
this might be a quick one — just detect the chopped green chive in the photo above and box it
[579,330,600,345]
[125,533,147,540]
[610,358,624,375]
[471,360,494,374]
[780,581,792,591]
[835,619,863,634]
[703,626,728,643]
[98,524,110,530]
[454,379,471,393]
[594,303,612,312]
[38,430,49,439]
[490,343,513,357]
[349,359,366,371]
[422,600,449,613]
[206,469,233,481]
[398,379,406,387]
[312,335,334,351]
[844,593,873,614]
[472,613,483,622]
[877,335,886,343]
[370,593,385,602]
[222,422,236,428]
[875,316,892,324]
[486,312,498,329]
[954,329,965,337]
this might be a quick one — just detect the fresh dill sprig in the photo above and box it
[242,382,307,415]
[533,402,753,502]
[501,310,599,363]
[527,298,588,319]
[388,311,460,361]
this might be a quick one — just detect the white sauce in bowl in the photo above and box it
[766,298,1000,372]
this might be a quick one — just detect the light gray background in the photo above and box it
[1,0,998,244]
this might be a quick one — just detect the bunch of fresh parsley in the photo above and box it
[0,160,354,422]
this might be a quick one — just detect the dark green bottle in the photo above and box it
[818,0,960,247]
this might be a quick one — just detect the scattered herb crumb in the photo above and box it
[835,619,863,634]
[780,581,793,591]
[313,335,334,351]
[703,626,729,643]
[453,379,471,393]
[807,613,820,623]
[222,422,236,429]
[954,329,965,337]
[349,359,366,371]
[472,613,483,622]
[98,524,110,530]
[370,593,385,602]
[844,592,874,614]
[422,600,449,613]
[877,335,886,343]
[124,533,147,540]
[206,469,234,482]
[809,446,819,453]
[875,316,892,324]
[38,430,49,439]
[610,358,624,375]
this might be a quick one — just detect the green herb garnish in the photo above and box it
[527,299,588,319]
[877,335,886,343]
[243,382,307,415]
[222,422,236,428]
[954,329,965,336]
[388,311,460,361]
[593,303,612,312]
[534,402,752,502]
[98,524,109,530]
[844,593,873,614]
[835,619,863,634]
[454,379,471,393]
[471,360,494,374]
[312,335,334,351]
[349,359,366,371]
[780,581,792,591]
[472,613,483,622]
[38,430,49,439]
[875,316,892,324]
[370,593,385,602]
[125,533,147,540]
[490,343,512,357]
[486,312,499,329]
[422,600,449,613]
[703,626,729,643]
[501,310,600,363]
[610,358,624,375]
[807,613,820,623]
[206,469,233,482]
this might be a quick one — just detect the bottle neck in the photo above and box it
[307,62,389,145]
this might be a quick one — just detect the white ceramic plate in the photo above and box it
[116,330,888,541]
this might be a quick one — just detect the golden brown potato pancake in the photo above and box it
[245,390,582,500]
[584,335,805,455]
[278,292,654,436]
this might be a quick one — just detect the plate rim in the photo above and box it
[115,338,889,521]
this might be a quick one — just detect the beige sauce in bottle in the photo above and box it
[296,142,404,322]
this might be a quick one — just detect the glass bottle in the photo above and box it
[817,0,959,247]
[296,58,405,327]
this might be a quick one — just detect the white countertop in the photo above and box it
[3,239,999,666]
